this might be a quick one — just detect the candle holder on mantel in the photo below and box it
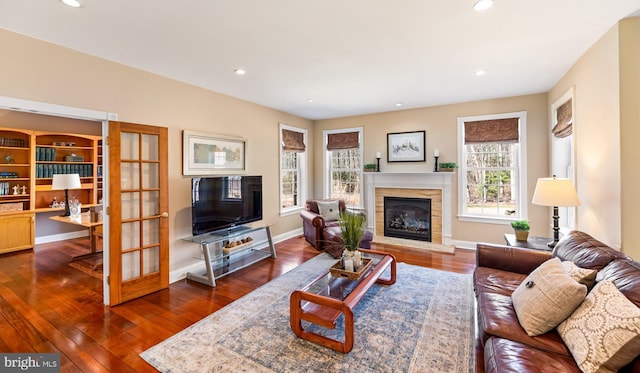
[376,156,381,172]
[434,156,439,172]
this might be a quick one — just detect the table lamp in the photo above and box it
[52,174,82,217]
[531,175,580,248]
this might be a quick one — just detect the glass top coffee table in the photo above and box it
[289,249,396,353]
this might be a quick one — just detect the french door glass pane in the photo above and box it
[121,132,140,160]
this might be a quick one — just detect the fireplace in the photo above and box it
[383,197,432,242]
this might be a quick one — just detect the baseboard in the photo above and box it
[169,227,304,284]
[36,231,89,245]
[450,239,477,251]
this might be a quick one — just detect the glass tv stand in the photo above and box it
[183,225,276,287]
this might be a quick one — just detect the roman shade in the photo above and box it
[464,118,519,144]
[282,129,305,152]
[552,99,572,138]
[327,131,359,150]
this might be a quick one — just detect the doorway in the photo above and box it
[0,96,113,303]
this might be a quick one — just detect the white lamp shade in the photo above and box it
[531,177,580,207]
[51,174,82,190]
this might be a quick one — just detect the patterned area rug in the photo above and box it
[141,253,474,373]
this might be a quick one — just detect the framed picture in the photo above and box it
[183,130,246,175]
[387,130,426,162]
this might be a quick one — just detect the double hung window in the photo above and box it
[279,124,307,214]
[457,112,527,222]
[323,128,363,207]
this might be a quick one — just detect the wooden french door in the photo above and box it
[108,121,169,306]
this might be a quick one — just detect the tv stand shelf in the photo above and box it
[183,225,276,287]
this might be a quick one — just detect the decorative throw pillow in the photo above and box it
[557,280,640,373]
[317,200,340,221]
[511,257,587,336]
[561,260,597,288]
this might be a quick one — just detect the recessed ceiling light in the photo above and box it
[61,0,82,8]
[473,0,493,11]
[395,102,403,107]
[307,99,315,103]
[234,69,246,75]
[475,69,487,76]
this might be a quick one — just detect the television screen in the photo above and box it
[191,175,263,236]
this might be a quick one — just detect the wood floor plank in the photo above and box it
[0,235,476,372]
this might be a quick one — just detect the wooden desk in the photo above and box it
[50,213,103,254]
[504,233,553,251]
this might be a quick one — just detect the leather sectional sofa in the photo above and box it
[474,230,640,372]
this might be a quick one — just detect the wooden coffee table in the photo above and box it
[289,249,396,353]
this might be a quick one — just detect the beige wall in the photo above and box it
[0,29,313,274]
[619,17,640,259]
[314,94,550,246]
[548,19,640,256]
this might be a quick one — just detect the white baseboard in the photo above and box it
[168,227,304,284]
[36,231,89,245]
[451,239,477,250]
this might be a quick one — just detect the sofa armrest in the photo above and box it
[300,210,325,228]
[476,243,552,275]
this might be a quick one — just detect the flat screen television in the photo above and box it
[191,175,263,236]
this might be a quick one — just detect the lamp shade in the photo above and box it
[51,174,82,190]
[531,177,580,207]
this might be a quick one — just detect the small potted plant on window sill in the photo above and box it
[511,220,531,241]
[439,162,458,172]
[364,163,377,172]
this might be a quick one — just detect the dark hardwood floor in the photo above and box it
[0,234,476,372]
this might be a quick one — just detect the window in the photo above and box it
[279,124,307,214]
[457,112,527,223]
[323,128,363,207]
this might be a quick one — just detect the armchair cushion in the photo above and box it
[316,200,340,221]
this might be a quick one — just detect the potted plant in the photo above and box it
[364,163,377,172]
[338,210,367,270]
[511,219,530,241]
[439,162,458,172]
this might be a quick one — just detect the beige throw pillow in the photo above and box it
[317,200,339,221]
[557,280,640,373]
[561,260,597,287]
[511,257,587,336]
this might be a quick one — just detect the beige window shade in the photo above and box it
[464,118,519,144]
[552,99,572,138]
[282,129,306,152]
[327,131,359,150]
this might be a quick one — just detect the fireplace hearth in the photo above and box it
[383,196,431,242]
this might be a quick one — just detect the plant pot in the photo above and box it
[439,168,455,172]
[515,230,529,241]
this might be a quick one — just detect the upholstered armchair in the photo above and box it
[300,199,346,249]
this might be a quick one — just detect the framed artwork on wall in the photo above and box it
[387,130,426,162]
[182,130,246,175]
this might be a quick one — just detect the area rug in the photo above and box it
[141,253,474,373]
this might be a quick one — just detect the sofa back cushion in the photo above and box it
[552,231,627,270]
[305,199,346,215]
[597,259,640,308]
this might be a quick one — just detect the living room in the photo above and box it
[1,1,640,372]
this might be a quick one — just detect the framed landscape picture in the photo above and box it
[387,130,426,162]
[182,130,246,175]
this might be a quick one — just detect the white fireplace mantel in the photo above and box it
[363,172,454,246]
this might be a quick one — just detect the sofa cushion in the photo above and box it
[596,259,640,307]
[484,337,580,373]
[557,280,640,373]
[474,266,526,297]
[477,291,570,356]
[511,258,587,336]
[316,200,340,221]
[561,260,597,287]
[553,231,626,270]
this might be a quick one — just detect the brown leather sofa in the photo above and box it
[300,199,373,252]
[474,230,640,372]
[300,199,346,249]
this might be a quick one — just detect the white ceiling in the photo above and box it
[1,1,639,120]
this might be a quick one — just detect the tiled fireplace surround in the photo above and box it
[363,172,454,251]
